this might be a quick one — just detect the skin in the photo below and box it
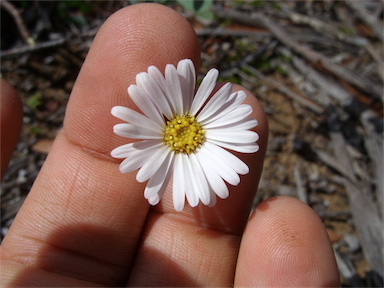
[0,4,340,287]
[0,79,23,180]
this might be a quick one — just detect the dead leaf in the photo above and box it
[327,228,343,243]
[32,139,54,154]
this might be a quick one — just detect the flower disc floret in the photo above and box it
[164,115,205,154]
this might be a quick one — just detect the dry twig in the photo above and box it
[195,28,270,38]
[294,162,308,204]
[290,55,353,106]
[345,0,383,42]
[365,44,384,82]
[327,105,384,279]
[279,6,369,47]
[253,11,383,100]
[334,249,365,287]
[0,38,65,58]
[1,0,35,46]
[242,64,325,114]
[360,110,384,219]
[212,6,383,100]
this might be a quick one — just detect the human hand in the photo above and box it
[0,4,340,287]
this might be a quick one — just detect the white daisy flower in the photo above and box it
[111,59,259,212]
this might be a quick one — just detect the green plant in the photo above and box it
[57,1,90,28]
[177,0,214,23]
[339,26,355,35]
[196,75,203,87]
[235,39,248,53]
[218,76,241,85]
[240,66,251,74]
[223,18,232,26]
[251,0,264,7]
[30,126,40,135]
[234,0,245,6]
[27,92,42,110]
[276,65,288,76]
[272,1,281,10]
[278,54,293,63]
[256,55,272,70]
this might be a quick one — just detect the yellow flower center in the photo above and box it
[164,115,205,154]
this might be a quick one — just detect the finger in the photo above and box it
[127,84,269,286]
[234,196,340,287]
[0,79,23,180]
[0,4,200,287]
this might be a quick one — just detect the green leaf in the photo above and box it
[196,10,214,20]
[30,126,40,135]
[79,2,91,13]
[241,66,251,74]
[178,0,212,12]
[218,76,241,85]
[178,0,194,12]
[57,3,67,18]
[251,0,264,7]
[27,92,42,110]
[193,0,204,11]
[196,0,212,12]
[276,66,288,76]
[68,12,88,28]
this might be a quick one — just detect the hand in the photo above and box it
[0,4,340,287]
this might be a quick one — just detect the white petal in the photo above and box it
[147,159,174,206]
[144,152,174,200]
[183,154,199,207]
[111,106,162,131]
[190,68,219,115]
[197,83,232,122]
[136,145,170,183]
[177,59,195,114]
[205,117,258,130]
[204,104,253,129]
[119,157,146,174]
[204,141,249,175]
[207,139,260,153]
[148,65,166,93]
[136,72,173,119]
[195,150,229,199]
[198,146,240,186]
[207,187,217,207]
[111,140,163,159]
[165,64,183,115]
[189,153,210,205]
[173,153,186,212]
[128,85,164,127]
[113,123,163,140]
[157,162,174,200]
[200,91,247,125]
[206,129,259,144]
[118,144,160,174]
[147,193,160,206]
